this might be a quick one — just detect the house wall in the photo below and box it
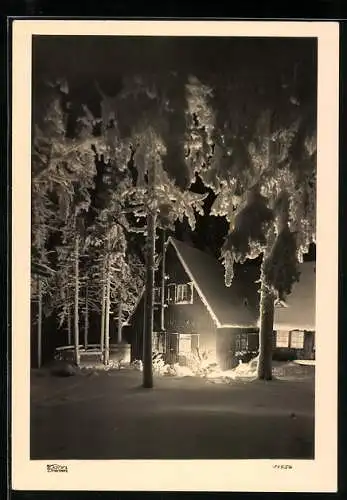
[159,287,217,354]
[216,328,315,368]
[216,328,315,369]
[273,330,315,361]
[217,327,260,370]
[158,244,218,357]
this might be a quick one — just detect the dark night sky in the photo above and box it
[32,35,317,112]
[33,35,315,77]
[32,35,317,261]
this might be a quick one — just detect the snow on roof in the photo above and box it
[168,237,260,328]
[273,261,316,331]
[127,237,315,332]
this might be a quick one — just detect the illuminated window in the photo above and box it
[179,334,192,354]
[176,283,193,304]
[290,330,305,349]
[276,330,290,348]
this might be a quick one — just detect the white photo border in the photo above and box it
[11,20,339,493]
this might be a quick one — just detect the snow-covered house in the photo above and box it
[126,237,316,368]
[272,261,316,360]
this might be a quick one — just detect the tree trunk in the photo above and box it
[117,302,122,344]
[257,263,275,380]
[67,302,72,345]
[143,209,156,388]
[104,256,111,365]
[37,277,42,368]
[100,262,106,359]
[74,234,80,367]
[256,214,278,380]
[160,230,166,332]
[84,284,89,350]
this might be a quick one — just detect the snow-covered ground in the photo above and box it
[30,363,315,460]
[204,358,315,383]
[150,356,315,383]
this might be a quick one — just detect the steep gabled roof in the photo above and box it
[273,261,316,331]
[168,237,260,328]
[126,237,316,332]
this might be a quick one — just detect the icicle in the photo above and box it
[223,251,234,287]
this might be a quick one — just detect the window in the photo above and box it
[167,284,176,304]
[276,330,290,348]
[290,330,304,349]
[176,283,193,304]
[235,333,248,351]
[154,287,161,304]
[166,283,193,304]
[247,332,259,351]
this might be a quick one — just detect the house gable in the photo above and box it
[127,238,218,359]
[152,242,217,334]
[167,238,221,327]
[168,238,260,328]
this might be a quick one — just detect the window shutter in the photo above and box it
[167,284,176,304]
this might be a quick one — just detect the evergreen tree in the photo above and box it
[187,59,316,379]
[96,75,207,386]
[115,253,145,342]
[31,81,68,367]
[32,80,98,366]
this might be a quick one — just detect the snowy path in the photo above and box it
[30,369,314,460]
